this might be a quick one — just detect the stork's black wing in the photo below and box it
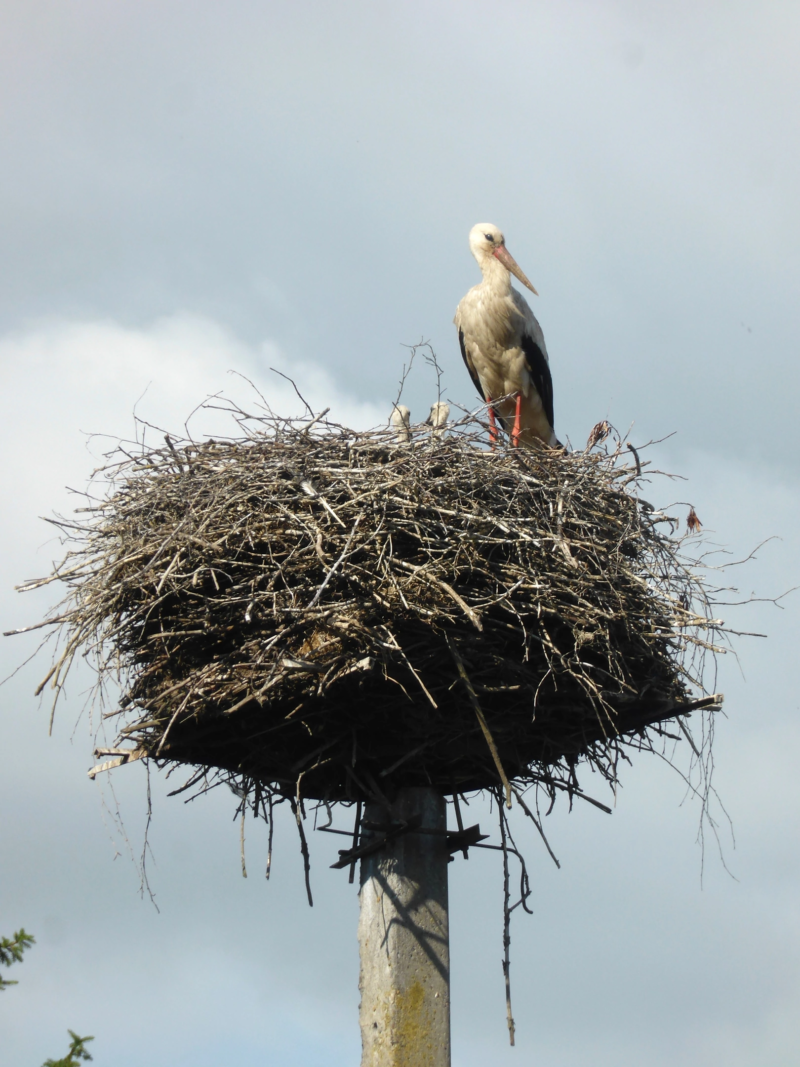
[520,334,555,430]
[458,329,486,401]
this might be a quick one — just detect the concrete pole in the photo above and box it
[358,787,450,1067]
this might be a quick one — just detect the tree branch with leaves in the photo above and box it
[0,928,35,990]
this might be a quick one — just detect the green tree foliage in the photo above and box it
[2,930,96,1063]
[0,928,35,990]
[42,1030,94,1066]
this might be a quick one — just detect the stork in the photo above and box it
[390,404,411,444]
[425,401,450,440]
[455,223,558,448]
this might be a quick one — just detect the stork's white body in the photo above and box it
[390,404,411,444]
[455,223,558,448]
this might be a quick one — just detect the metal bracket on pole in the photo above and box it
[328,816,488,870]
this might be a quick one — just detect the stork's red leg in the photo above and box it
[512,392,522,448]
[486,396,498,449]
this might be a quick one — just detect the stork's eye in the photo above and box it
[484,233,494,242]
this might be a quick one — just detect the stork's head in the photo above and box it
[468,223,538,295]
[425,401,450,428]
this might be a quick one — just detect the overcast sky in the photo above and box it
[2,2,799,1065]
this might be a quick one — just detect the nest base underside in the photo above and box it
[153,690,701,802]
[133,614,695,801]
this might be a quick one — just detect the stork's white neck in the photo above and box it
[476,251,512,294]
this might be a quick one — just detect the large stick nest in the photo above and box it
[26,411,724,807]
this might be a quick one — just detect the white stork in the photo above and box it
[390,404,411,443]
[454,223,558,448]
[425,401,450,439]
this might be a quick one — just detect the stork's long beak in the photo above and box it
[493,246,538,295]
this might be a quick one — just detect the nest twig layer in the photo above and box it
[26,415,724,805]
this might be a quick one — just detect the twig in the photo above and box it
[349,801,361,885]
[269,368,314,416]
[499,808,516,1047]
[627,442,642,476]
[291,798,314,906]
[446,632,512,808]
[308,516,362,607]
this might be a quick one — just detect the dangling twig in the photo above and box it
[265,793,275,880]
[499,805,516,1047]
[446,632,512,808]
[349,800,362,885]
[240,808,247,878]
[291,798,314,906]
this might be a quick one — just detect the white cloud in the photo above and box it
[1,311,385,453]
[0,313,385,537]
[0,313,389,650]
